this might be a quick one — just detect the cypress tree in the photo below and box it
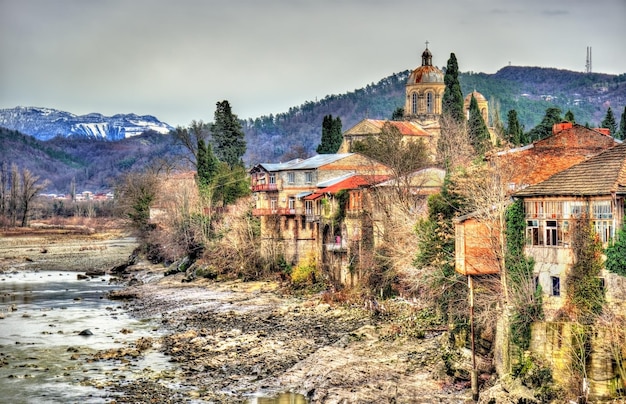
[467,95,490,156]
[601,106,617,137]
[442,53,464,123]
[196,139,218,190]
[316,114,343,154]
[617,106,626,141]
[506,109,524,146]
[564,110,575,123]
[211,100,246,168]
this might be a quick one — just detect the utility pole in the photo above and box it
[469,275,479,401]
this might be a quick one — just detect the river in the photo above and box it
[0,270,173,403]
[0,270,308,403]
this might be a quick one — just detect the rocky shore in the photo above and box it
[103,262,475,403]
[0,228,475,403]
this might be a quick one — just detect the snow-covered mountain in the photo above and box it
[0,106,174,141]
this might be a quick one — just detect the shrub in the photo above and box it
[290,251,319,287]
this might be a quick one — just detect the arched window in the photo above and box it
[426,92,433,114]
[412,93,418,114]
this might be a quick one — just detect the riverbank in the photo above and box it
[0,226,475,403]
[107,262,474,403]
[0,221,137,272]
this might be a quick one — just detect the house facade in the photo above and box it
[514,143,626,399]
[249,153,392,282]
[453,124,625,399]
[455,122,620,275]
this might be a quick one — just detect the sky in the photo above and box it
[1,0,625,128]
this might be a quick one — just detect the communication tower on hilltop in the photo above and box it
[586,46,592,73]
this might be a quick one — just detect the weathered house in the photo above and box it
[454,131,626,399]
[514,142,626,318]
[513,142,626,399]
[455,122,620,275]
[249,153,392,273]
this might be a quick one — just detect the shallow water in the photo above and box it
[0,271,173,403]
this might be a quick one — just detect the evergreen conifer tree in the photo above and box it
[526,107,562,142]
[564,110,575,123]
[506,109,524,146]
[196,139,219,189]
[211,100,246,168]
[467,95,491,156]
[441,53,464,123]
[601,107,618,137]
[316,115,343,154]
[617,106,626,141]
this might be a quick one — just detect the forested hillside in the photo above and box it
[243,66,626,164]
[0,128,189,194]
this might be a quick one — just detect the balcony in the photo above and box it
[325,240,347,252]
[252,208,301,216]
[251,183,278,192]
[305,214,320,223]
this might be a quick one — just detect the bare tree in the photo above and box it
[172,120,211,168]
[20,168,50,227]
[437,113,475,170]
[9,164,19,227]
[0,161,7,216]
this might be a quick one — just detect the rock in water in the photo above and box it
[79,329,93,336]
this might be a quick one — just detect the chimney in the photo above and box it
[552,121,573,134]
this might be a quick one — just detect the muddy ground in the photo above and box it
[0,226,475,403]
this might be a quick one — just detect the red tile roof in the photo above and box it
[493,123,618,187]
[515,142,626,197]
[304,175,389,200]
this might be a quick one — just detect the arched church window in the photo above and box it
[426,92,433,114]
[411,93,418,114]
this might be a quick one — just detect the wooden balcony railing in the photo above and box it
[252,208,301,216]
[251,183,278,192]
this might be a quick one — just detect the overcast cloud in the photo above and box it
[1,0,624,127]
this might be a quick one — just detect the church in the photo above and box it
[338,44,491,156]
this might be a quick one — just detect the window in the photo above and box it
[305,200,313,216]
[533,276,540,292]
[526,220,542,245]
[269,173,276,184]
[288,196,295,210]
[426,92,433,114]
[525,200,546,218]
[411,93,418,114]
[287,172,295,184]
[593,201,612,219]
[545,220,558,246]
[350,191,362,211]
[305,172,313,184]
[569,201,584,218]
[551,276,560,296]
[270,198,277,212]
[593,220,613,243]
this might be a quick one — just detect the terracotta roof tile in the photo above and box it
[515,142,626,197]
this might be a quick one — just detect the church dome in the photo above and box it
[465,90,487,103]
[408,65,444,84]
[407,44,443,84]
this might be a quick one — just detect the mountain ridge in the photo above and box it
[0,106,174,141]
